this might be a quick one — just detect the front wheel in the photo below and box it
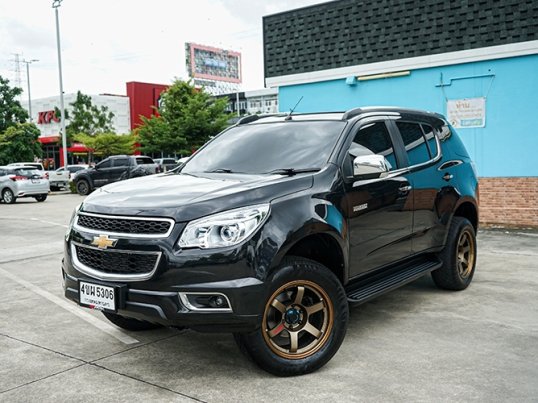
[234,257,348,376]
[35,194,47,202]
[76,179,91,196]
[432,216,477,290]
[102,312,162,331]
[2,188,16,204]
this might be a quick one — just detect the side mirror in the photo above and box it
[353,154,389,178]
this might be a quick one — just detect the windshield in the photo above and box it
[182,121,346,175]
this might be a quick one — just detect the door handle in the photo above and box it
[442,173,453,182]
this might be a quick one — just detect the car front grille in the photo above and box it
[74,244,160,276]
[76,213,173,236]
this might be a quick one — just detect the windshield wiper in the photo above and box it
[266,168,321,176]
[207,168,234,173]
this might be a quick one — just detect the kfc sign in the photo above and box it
[38,110,60,124]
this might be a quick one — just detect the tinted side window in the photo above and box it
[113,158,129,167]
[421,124,438,158]
[136,157,154,165]
[98,160,111,169]
[345,121,398,176]
[0,169,5,176]
[397,121,430,166]
[69,166,85,173]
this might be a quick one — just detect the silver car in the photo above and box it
[0,166,50,204]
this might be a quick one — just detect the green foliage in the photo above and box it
[0,75,28,133]
[0,123,42,165]
[137,79,228,155]
[68,180,77,194]
[74,132,134,158]
[65,91,115,137]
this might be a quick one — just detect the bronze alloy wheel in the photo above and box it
[457,229,476,279]
[262,280,334,360]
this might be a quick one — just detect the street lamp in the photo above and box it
[22,59,39,122]
[52,0,68,167]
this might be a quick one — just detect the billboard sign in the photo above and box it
[185,43,241,84]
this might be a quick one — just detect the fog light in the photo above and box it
[179,292,232,312]
[209,295,226,308]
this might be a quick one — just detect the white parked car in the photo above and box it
[0,166,50,203]
[49,165,89,191]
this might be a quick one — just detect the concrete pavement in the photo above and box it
[0,194,537,402]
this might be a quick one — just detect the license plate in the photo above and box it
[79,281,116,311]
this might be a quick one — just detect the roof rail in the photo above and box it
[237,115,261,125]
[341,107,363,120]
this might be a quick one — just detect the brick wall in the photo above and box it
[479,177,538,228]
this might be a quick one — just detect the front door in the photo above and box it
[342,119,414,278]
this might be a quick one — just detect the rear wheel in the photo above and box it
[76,179,90,196]
[432,216,477,290]
[35,194,47,202]
[2,188,16,204]
[102,312,162,331]
[234,257,348,376]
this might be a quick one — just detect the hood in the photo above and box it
[81,172,313,221]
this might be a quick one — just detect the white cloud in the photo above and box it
[0,0,326,98]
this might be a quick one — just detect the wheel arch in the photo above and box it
[277,231,347,285]
[453,199,479,231]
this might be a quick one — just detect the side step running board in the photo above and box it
[346,257,442,305]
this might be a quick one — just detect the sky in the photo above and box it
[0,0,327,99]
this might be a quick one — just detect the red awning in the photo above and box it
[67,143,91,153]
[38,136,60,144]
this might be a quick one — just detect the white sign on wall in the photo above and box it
[447,97,486,128]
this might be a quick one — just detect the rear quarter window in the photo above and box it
[396,121,431,166]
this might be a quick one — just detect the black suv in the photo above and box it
[74,155,157,195]
[62,107,478,376]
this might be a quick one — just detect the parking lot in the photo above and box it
[0,193,537,402]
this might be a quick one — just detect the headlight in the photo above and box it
[65,203,82,240]
[178,204,270,249]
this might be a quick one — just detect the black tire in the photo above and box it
[234,257,349,376]
[432,216,477,291]
[50,186,58,192]
[102,312,162,331]
[2,188,16,204]
[35,194,47,202]
[76,179,91,196]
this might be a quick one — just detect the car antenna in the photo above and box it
[285,96,303,120]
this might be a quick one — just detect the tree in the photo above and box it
[63,91,115,137]
[0,75,28,133]
[0,123,41,165]
[137,79,228,155]
[74,133,134,158]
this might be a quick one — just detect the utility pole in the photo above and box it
[11,53,22,99]
[22,59,39,121]
[53,0,68,167]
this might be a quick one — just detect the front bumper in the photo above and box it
[62,268,263,332]
[62,222,269,332]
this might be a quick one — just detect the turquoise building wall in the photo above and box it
[278,54,538,177]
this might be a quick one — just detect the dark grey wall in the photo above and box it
[263,0,538,78]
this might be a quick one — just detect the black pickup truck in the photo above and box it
[63,107,478,376]
[73,155,157,195]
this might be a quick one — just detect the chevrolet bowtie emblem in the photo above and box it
[91,234,118,250]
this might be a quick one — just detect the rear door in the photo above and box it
[389,119,448,252]
[342,118,414,278]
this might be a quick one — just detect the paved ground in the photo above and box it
[0,193,537,402]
